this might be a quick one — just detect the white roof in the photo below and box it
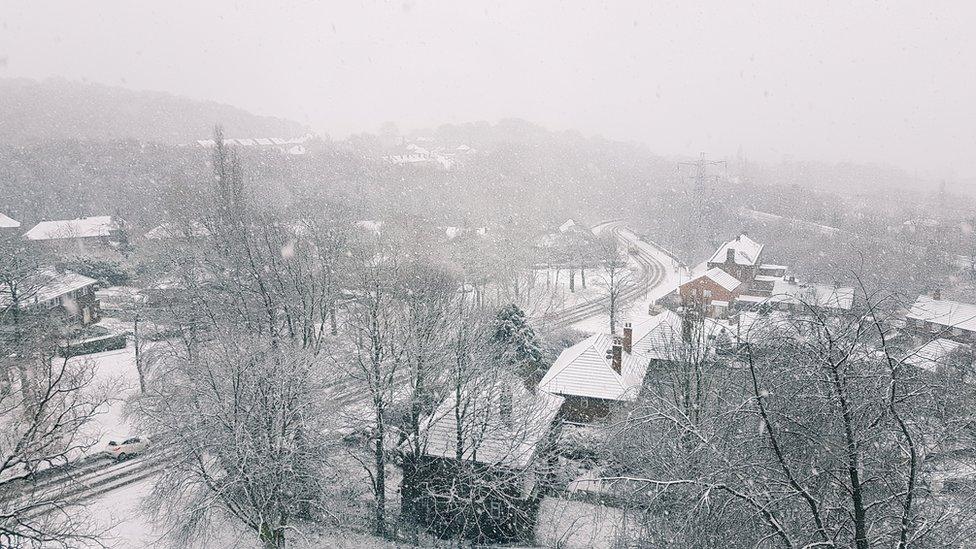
[539,333,633,401]
[767,279,855,311]
[709,235,763,266]
[539,310,726,401]
[736,311,797,344]
[24,216,117,241]
[144,221,211,240]
[0,269,97,309]
[559,219,578,233]
[904,338,970,373]
[684,267,742,292]
[907,296,976,333]
[0,213,20,228]
[422,383,563,468]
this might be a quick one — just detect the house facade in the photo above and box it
[23,216,124,255]
[905,295,976,345]
[408,383,563,544]
[0,269,101,328]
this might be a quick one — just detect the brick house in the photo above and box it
[678,267,745,319]
[707,234,764,284]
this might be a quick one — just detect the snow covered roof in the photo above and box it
[736,311,797,344]
[539,333,633,401]
[540,310,724,401]
[684,267,743,293]
[559,219,578,233]
[422,383,563,468]
[904,338,970,373]
[709,235,763,266]
[144,221,211,240]
[0,213,20,229]
[23,216,117,241]
[0,269,97,309]
[354,220,383,234]
[907,296,976,333]
[767,279,855,311]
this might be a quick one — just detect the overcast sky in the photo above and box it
[2,1,974,179]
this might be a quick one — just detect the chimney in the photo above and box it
[623,322,633,353]
[499,386,513,427]
[611,336,623,374]
[933,288,942,301]
[681,308,700,343]
[726,247,736,263]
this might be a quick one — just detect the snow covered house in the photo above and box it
[707,234,764,284]
[904,338,972,375]
[143,221,211,241]
[409,381,563,543]
[762,277,855,314]
[0,212,21,235]
[0,269,101,327]
[677,267,746,319]
[905,294,976,344]
[23,215,124,254]
[538,310,730,422]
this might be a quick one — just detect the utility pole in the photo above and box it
[678,152,727,243]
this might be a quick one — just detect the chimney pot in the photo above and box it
[933,288,942,301]
[623,322,633,353]
[611,336,623,374]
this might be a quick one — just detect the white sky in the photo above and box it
[2,1,974,178]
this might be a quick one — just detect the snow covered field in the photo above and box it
[73,345,142,456]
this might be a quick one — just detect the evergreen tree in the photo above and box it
[492,304,543,385]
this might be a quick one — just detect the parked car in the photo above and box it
[105,436,150,460]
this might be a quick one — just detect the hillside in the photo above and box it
[0,78,309,144]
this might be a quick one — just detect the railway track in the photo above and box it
[543,222,669,327]
[6,221,673,514]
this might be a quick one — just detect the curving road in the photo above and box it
[544,221,671,328]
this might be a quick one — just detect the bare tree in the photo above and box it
[0,342,110,548]
[342,239,409,538]
[605,284,976,547]
[138,332,348,549]
[595,234,634,334]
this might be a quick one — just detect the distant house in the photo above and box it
[0,269,101,327]
[905,295,976,344]
[762,277,855,314]
[195,134,313,155]
[678,267,746,318]
[23,215,123,254]
[904,338,972,375]
[144,221,211,241]
[0,213,21,236]
[707,234,764,284]
[410,381,563,543]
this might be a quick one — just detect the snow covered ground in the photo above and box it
[86,478,399,548]
[535,497,636,548]
[74,345,142,456]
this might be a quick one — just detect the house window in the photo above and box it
[488,499,503,517]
